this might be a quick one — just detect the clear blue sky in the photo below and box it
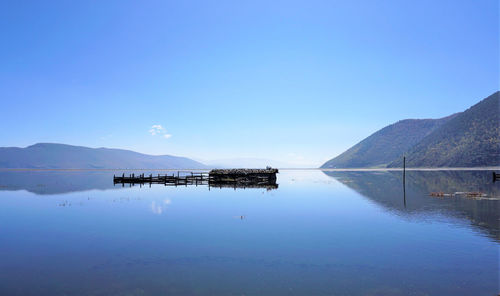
[1,0,498,167]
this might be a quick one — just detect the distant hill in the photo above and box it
[388,92,499,167]
[321,116,455,168]
[205,158,293,169]
[321,91,499,168]
[0,143,208,169]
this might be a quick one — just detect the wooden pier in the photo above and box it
[114,172,209,187]
[113,168,279,190]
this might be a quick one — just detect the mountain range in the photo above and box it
[2,92,497,170]
[0,143,208,169]
[322,91,499,168]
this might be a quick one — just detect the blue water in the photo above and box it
[0,170,498,295]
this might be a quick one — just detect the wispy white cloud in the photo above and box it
[149,125,172,139]
[149,125,164,135]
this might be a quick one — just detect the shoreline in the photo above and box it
[0,167,499,172]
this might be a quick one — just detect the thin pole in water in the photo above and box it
[403,156,406,207]
[403,156,406,183]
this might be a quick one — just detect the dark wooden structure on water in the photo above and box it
[493,172,500,182]
[209,168,278,184]
[113,168,279,190]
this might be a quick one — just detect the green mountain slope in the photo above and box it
[320,116,454,168]
[321,91,499,168]
[388,91,499,167]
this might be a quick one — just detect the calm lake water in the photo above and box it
[0,170,498,296]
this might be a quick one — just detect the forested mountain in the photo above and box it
[321,116,455,168]
[388,92,499,167]
[322,91,499,168]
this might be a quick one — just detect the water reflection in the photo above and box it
[151,199,172,215]
[0,170,278,194]
[323,170,500,241]
[0,170,118,194]
[0,170,497,295]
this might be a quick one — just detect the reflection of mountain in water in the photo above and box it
[323,170,500,241]
[0,170,279,194]
[0,171,118,195]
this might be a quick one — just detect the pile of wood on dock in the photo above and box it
[113,168,279,190]
[209,168,279,175]
[209,168,277,184]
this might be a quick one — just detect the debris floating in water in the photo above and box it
[429,191,491,199]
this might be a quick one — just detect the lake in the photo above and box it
[0,169,498,295]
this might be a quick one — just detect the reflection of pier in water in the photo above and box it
[113,168,279,190]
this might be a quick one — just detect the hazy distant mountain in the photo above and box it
[322,91,499,168]
[0,143,208,169]
[388,92,499,167]
[205,158,293,169]
[321,116,454,168]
